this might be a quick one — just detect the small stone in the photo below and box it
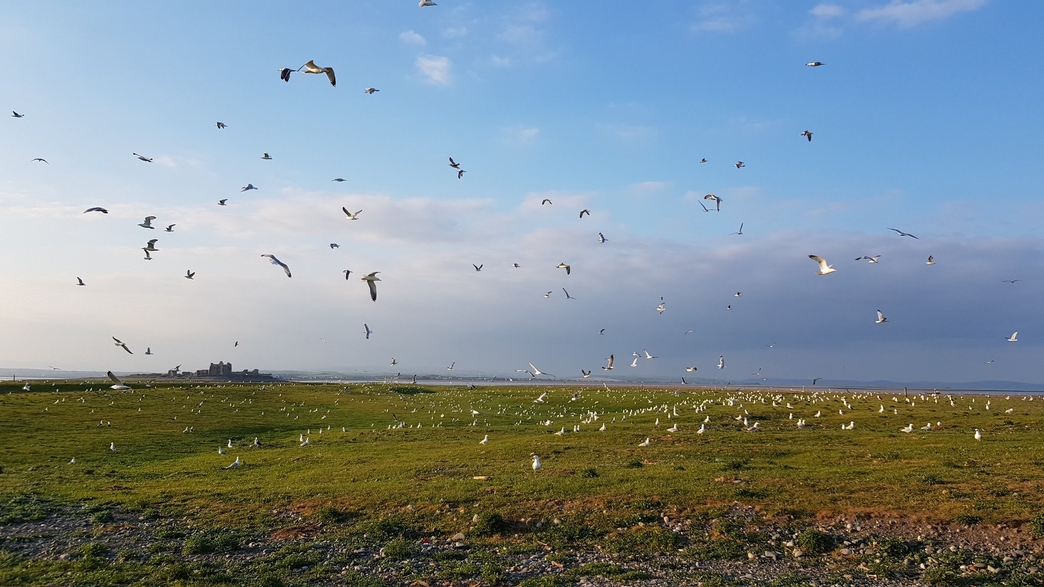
[792,548,804,558]
[841,548,852,555]
[451,532,465,541]
[747,552,757,560]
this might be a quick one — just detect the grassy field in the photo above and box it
[1,380,1043,585]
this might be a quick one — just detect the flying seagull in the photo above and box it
[1002,279,1020,284]
[876,310,888,324]
[579,209,590,218]
[448,157,461,169]
[261,254,292,278]
[76,277,85,286]
[107,371,130,390]
[685,366,698,372]
[697,199,710,212]
[364,324,372,340]
[732,223,744,235]
[343,269,352,280]
[31,157,48,164]
[241,183,257,192]
[718,355,725,370]
[342,207,362,220]
[364,87,379,94]
[297,60,336,86]
[164,224,175,232]
[330,243,339,249]
[1006,331,1019,342]
[113,337,133,354]
[143,239,158,251]
[556,262,571,275]
[218,199,227,206]
[215,122,227,129]
[143,248,153,260]
[800,130,813,142]
[888,228,919,239]
[185,270,195,280]
[139,216,156,229]
[629,354,639,368]
[362,272,381,301]
[598,232,607,243]
[457,169,466,179]
[512,263,521,268]
[145,347,153,355]
[602,355,614,370]
[132,152,153,162]
[809,255,837,275]
[643,349,657,359]
[332,178,346,182]
[699,157,707,163]
[734,161,745,168]
[83,207,108,214]
[704,194,722,211]
[528,362,552,377]
[261,153,272,160]
[855,255,881,263]
[562,288,574,300]
[927,256,935,265]
[544,291,552,298]
[447,362,455,371]
[541,198,552,205]
[473,263,483,272]
[12,111,24,118]
[806,61,824,67]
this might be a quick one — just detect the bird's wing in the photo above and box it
[301,60,319,72]
[809,255,829,271]
[367,280,378,301]
[324,67,336,86]
[698,200,709,212]
[107,371,124,385]
[281,262,291,278]
[877,310,885,321]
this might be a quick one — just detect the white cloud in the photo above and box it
[416,55,452,86]
[399,30,426,46]
[856,0,988,27]
[442,27,468,38]
[810,3,846,18]
[598,123,659,141]
[629,181,673,196]
[691,3,757,34]
[503,125,539,143]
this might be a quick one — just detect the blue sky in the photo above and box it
[1,0,1042,384]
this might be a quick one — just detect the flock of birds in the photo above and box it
[6,4,1027,396]
[42,380,1014,471]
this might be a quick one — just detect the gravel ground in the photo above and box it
[1,504,1042,586]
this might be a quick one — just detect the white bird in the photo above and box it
[806,61,823,67]
[113,337,133,354]
[138,216,156,229]
[534,392,547,403]
[447,362,455,371]
[599,423,606,431]
[69,457,76,464]
[556,262,571,275]
[164,224,175,232]
[225,457,241,469]
[855,255,880,263]
[974,429,982,441]
[888,227,919,239]
[364,324,372,340]
[581,369,591,378]
[704,194,722,211]
[927,255,935,265]
[261,254,292,278]
[901,423,914,433]
[110,442,117,452]
[657,297,665,314]
[420,0,437,6]
[809,255,837,275]
[685,366,697,372]
[666,423,678,433]
[643,349,657,360]
[480,435,488,445]
[143,239,159,251]
[598,232,607,243]
[218,447,226,455]
[261,152,272,160]
[697,424,706,434]
[132,152,153,162]
[1006,331,1019,342]
[342,207,362,220]
[531,454,542,471]
[801,130,813,142]
[364,87,379,94]
[630,355,639,368]
[228,439,233,448]
[638,437,650,447]
[528,362,551,377]
[734,161,745,168]
[876,310,888,324]
[241,183,257,192]
[920,423,932,431]
[361,272,381,301]
[107,371,130,390]
[298,60,336,86]
[602,355,615,370]
[718,355,725,370]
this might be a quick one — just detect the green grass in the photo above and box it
[1,381,1043,583]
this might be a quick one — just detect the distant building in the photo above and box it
[196,361,232,377]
